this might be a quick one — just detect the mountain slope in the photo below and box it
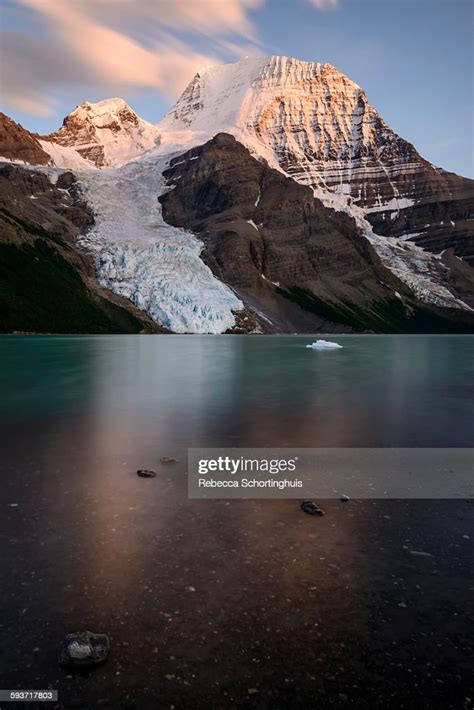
[0,111,94,170]
[0,112,51,166]
[158,133,474,333]
[0,165,164,333]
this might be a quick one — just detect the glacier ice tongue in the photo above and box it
[77,155,242,333]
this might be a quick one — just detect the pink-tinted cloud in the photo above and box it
[1,0,264,117]
[309,0,339,10]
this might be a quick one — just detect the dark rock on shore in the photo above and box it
[137,469,157,478]
[301,500,325,516]
[225,307,260,334]
[59,631,109,668]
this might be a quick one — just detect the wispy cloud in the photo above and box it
[0,0,264,117]
[308,0,339,10]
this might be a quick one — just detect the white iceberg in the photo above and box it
[306,340,343,350]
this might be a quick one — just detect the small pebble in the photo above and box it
[59,631,109,667]
[408,550,433,558]
[136,469,157,478]
[301,500,325,516]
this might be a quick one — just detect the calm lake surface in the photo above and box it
[0,335,473,709]
[1,334,474,447]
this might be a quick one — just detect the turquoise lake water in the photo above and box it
[1,334,473,448]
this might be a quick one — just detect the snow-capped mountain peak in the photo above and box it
[158,55,421,208]
[65,97,140,126]
[153,55,474,318]
[43,98,161,168]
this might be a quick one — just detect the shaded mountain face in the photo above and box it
[366,170,474,265]
[0,164,163,333]
[159,134,474,333]
[0,112,51,166]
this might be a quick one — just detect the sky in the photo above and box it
[0,0,472,177]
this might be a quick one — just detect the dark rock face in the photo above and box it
[159,134,474,333]
[0,113,51,166]
[160,134,378,332]
[366,168,474,266]
[0,165,164,333]
[0,164,94,231]
[56,171,77,190]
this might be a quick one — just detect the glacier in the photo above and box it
[76,154,242,333]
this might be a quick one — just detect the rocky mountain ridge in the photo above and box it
[0,99,161,170]
[0,112,51,166]
[43,98,161,168]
